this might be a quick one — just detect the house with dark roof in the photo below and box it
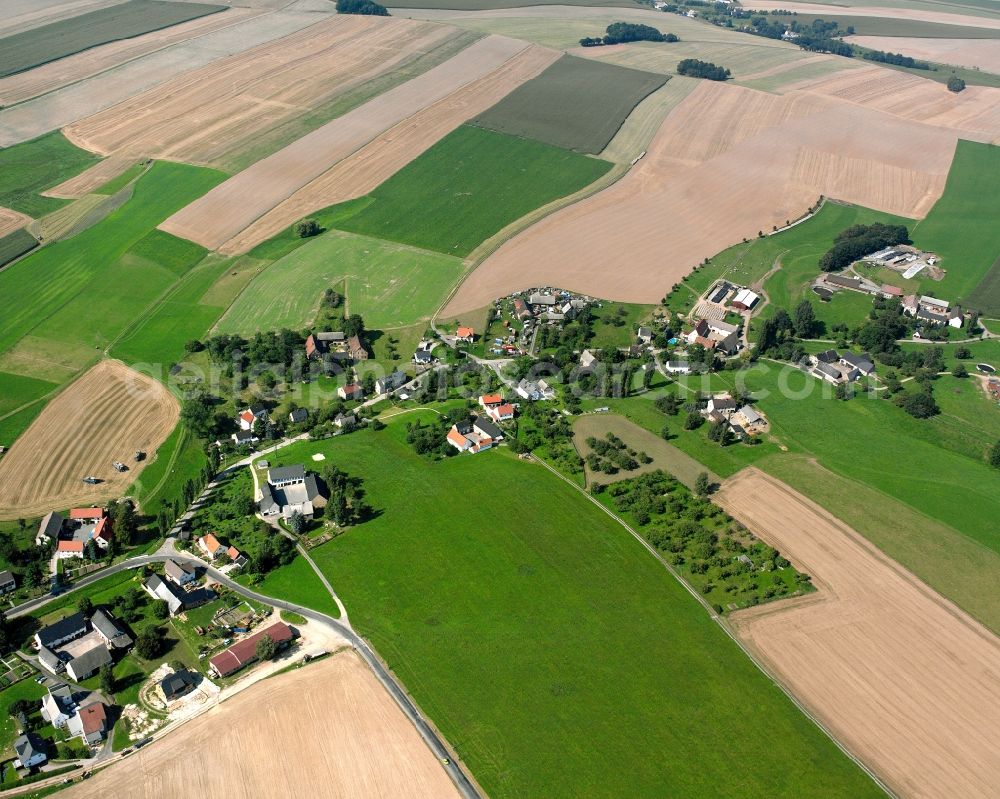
[38,645,62,674]
[209,622,295,678]
[708,282,733,304]
[288,408,309,425]
[413,348,435,366]
[35,613,87,650]
[161,670,197,702]
[91,609,132,650]
[839,351,875,375]
[13,733,47,769]
[41,684,75,728]
[144,573,185,615]
[815,349,839,364]
[37,511,63,546]
[375,370,408,396]
[231,429,260,447]
[258,466,326,520]
[812,361,843,384]
[0,570,15,594]
[66,643,112,682]
[473,417,504,442]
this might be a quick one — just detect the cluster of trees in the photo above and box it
[294,219,320,238]
[245,534,297,575]
[596,470,805,610]
[757,306,806,360]
[819,222,911,272]
[676,58,731,80]
[948,75,966,93]
[585,433,649,475]
[581,22,677,46]
[406,408,471,457]
[862,50,930,70]
[204,329,306,373]
[795,32,853,56]
[321,465,370,527]
[336,0,388,15]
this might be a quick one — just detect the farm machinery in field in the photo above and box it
[112,461,128,472]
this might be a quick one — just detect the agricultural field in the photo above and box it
[64,652,464,799]
[850,35,1000,74]
[0,160,224,385]
[719,468,1000,799]
[445,71,966,314]
[0,0,226,79]
[0,227,37,268]
[215,231,465,335]
[910,141,1000,312]
[263,417,883,799]
[328,125,613,256]
[472,54,666,154]
[0,371,56,419]
[0,360,179,519]
[743,1,1000,24]
[0,131,99,217]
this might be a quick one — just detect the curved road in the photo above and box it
[11,552,481,799]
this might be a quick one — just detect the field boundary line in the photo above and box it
[529,453,897,798]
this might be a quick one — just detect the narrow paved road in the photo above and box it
[10,553,481,799]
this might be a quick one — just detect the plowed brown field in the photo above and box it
[0,360,178,519]
[63,16,461,166]
[161,34,530,250]
[63,650,462,799]
[220,43,560,255]
[0,207,31,238]
[848,36,1000,74]
[0,7,261,107]
[445,77,975,312]
[716,468,1000,799]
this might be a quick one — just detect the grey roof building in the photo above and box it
[144,573,184,615]
[37,511,64,546]
[91,609,132,650]
[268,465,306,486]
[66,644,112,682]
[0,570,15,594]
[35,613,87,650]
[164,560,197,585]
[472,417,504,441]
[38,645,62,674]
[14,733,47,769]
[288,408,308,424]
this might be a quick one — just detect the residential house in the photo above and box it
[237,405,268,432]
[812,361,843,384]
[56,540,84,560]
[347,334,368,361]
[231,429,259,447]
[160,670,196,702]
[705,395,736,416]
[304,331,345,360]
[258,466,326,520]
[814,349,839,364]
[144,573,185,615]
[13,733,47,769]
[636,326,653,345]
[579,349,597,369]
[66,643,112,682]
[91,609,132,650]
[687,319,739,354]
[455,327,475,343]
[37,511,63,546]
[35,613,87,650]
[880,284,903,299]
[288,408,308,425]
[472,417,504,442]
[487,403,515,423]
[515,379,554,401]
[334,413,357,430]
[164,560,197,586]
[446,418,496,454]
[41,684,75,727]
[375,370,407,396]
[413,349,435,366]
[38,645,62,675]
[337,383,363,401]
[731,288,760,311]
[197,534,225,559]
[512,298,531,320]
[227,547,248,568]
[479,394,504,410]
[839,351,875,376]
[208,622,295,678]
[0,570,15,594]
[75,702,108,746]
[663,360,690,374]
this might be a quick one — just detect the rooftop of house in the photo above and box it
[268,465,306,484]
[37,613,87,647]
[473,417,503,440]
[79,702,107,735]
[199,533,222,552]
[209,622,294,677]
[68,643,111,675]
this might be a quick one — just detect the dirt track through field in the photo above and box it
[847,36,1000,74]
[65,15,462,167]
[0,207,32,238]
[0,7,261,107]
[63,650,461,799]
[219,43,560,254]
[444,75,986,312]
[161,34,530,250]
[0,360,178,519]
[716,468,1000,799]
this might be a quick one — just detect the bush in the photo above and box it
[676,58,730,81]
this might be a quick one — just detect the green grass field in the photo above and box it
[472,55,666,154]
[214,231,465,335]
[0,161,224,383]
[0,132,99,217]
[0,371,56,418]
[769,13,1000,38]
[261,417,882,799]
[0,0,225,78]
[239,557,340,619]
[128,424,208,518]
[0,228,38,268]
[910,142,1000,314]
[330,126,613,256]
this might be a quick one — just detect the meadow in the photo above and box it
[0,228,37,268]
[0,132,99,217]
[128,423,207,519]
[0,0,226,78]
[330,126,613,256]
[0,161,224,384]
[263,417,882,799]
[472,55,666,154]
[214,231,465,335]
[910,141,1000,313]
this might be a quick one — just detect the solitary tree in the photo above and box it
[953,363,968,378]
[135,627,163,660]
[989,440,1000,469]
[152,599,170,620]
[99,663,115,696]
[77,596,94,617]
[694,472,711,497]
[255,635,278,662]
[294,219,320,238]
[793,300,816,339]
[947,75,966,93]
[287,510,305,535]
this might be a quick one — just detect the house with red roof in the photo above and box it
[479,393,503,409]
[56,540,84,560]
[487,403,515,422]
[237,405,268,431]
[455,326,475,343]
[75,702,108,746]
[197,534,225,559]
[337,383,363,401]
[208,622,295,678]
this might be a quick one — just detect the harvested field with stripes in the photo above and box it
[64,16,468,169]
[848,36,1000,74]
[742,1,1000,29]
[220,43,560,255]
[0,360,178,519]
[0,5,262,107]
[63,651,463,799]
[718,468,1000,799]
[445,75,983,312]
[160,34,531,250]
[0,208,31,238]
